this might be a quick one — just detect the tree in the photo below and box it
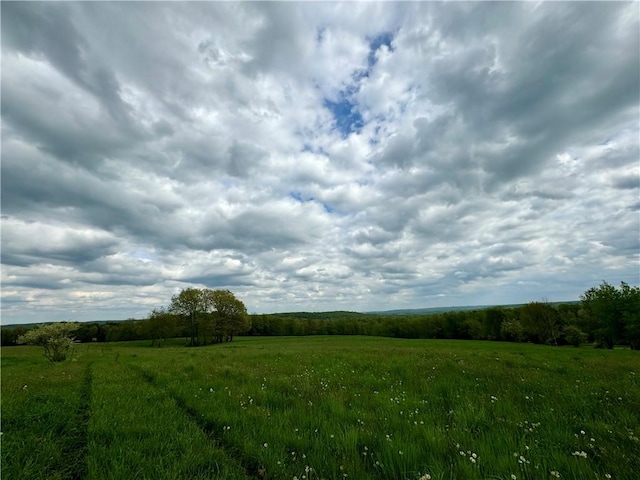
[1,325,28,346]
[145,307,179,346]
[580,281,640,349]
[501,318,525,342]
[17,322,79,362]
[168,287,249,346]
[208,289,250,342]
[563,325,587,347]
[620,282,640,350]
[169,288,212,346]
[519,301,561,345]
[484,308,506,340]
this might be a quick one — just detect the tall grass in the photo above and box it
[1,346,89,479]
[2,337,639,479]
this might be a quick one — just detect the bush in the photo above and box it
[563,325,587,347]
[17,322,79,362]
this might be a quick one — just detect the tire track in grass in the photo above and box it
[88,359,249,479]
[135,367,265,479]
[69,362,93,480]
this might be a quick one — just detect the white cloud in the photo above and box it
[1,2,638,323]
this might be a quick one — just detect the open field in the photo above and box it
[2,336,639,480]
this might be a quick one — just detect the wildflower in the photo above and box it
[550,471,561,478]
[22,385,28,390]
[418,474,432,480]
[571,451,587,458]
[605,474,612,479]
[511,475,517,480]
[263,443,268,448]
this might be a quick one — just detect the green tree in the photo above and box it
[501,318,525,342]
[563,325,587,347]
[168,288,248,345]
[484,308,506,340]
[620,282,640,350]
[145,308,179,346]
[519,301,561,345]
[169,288,212,346]
[17,322,79,362]
[208,289,250,342]
[580,281,640,349]
[1,325,28,346]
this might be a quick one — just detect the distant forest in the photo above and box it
[2,281,638,350]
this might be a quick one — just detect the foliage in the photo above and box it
[168,287,249,346]
[1,325,29,346]
[11,282,634,350]
[145,307,179,346]
[563,325,587,347]
[519,301,562,345]
[500,318,525,342]
[17,322,79,362]
[580,281,640,349]
[208,289,250,342]
[169,287,206,346]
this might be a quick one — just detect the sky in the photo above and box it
[1,2,639,324]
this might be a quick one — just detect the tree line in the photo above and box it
[246,282,638,349]
[3,281,638,351]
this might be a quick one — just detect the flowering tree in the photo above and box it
[17,322,80,362]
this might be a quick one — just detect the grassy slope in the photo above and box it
[2,337,639,480]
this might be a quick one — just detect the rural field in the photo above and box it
[2,336,639,480]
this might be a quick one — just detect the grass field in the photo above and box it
[2,336,639,480]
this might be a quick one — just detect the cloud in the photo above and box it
[1,2,638,323]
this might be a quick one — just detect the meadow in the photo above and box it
[2,336,639,480]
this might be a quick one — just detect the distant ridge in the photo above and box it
[366,301,580,316]
[2,302,582,328]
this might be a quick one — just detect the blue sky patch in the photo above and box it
[367,32,394,69]
[324,96,364,138]
[290,192,334,214]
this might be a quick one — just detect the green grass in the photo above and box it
[2,337,639,479]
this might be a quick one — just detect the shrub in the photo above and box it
[17,322,79,362]
[563,325,587,347]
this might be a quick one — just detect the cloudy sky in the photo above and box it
[2,2,639,324]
